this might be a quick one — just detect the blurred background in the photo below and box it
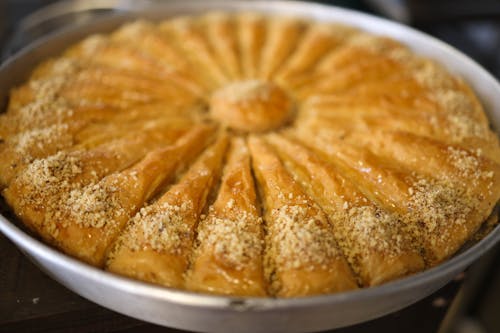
[0,1,499,332]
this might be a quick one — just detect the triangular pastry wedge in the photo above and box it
[185,137,266,296]
[275,23,357,86]
[248,136,358,296]
[258,17,307,80]
[267,134,425,286]
[236,12,266,79]
[298,130,500,264]
[159,17,229,90]
[106,135,228,286]
[4,127,213,265]
[199,13,242,81]
[0,112,196,188]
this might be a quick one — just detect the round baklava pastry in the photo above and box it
[1,12,499,298]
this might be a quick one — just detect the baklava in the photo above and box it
[1,12,499,297]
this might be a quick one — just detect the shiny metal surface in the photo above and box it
[1,2,500,333]
[1,0,154,59]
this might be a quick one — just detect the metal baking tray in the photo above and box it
[1,1,500,332]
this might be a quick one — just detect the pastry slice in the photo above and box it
[2,98,196,152]
[64,35,201,97]
[248,136,358,297]
[318,33,405,73]
[296,94,441,145]
[426,87,500,160]
[59,76,192,111]
[111,20,206,95]
[299,83,500,162]
[267,134,424,286]
[296,82,437,134]
[200,12,242,80]
[15,64,196,109]
[185,137,266,296]
[159,17,229,90]
[299,78,432,116]
[360,131,500,207]
[363,131,500,261]
[301,130,500,264]
[297,61,403,100]
[0,98,107,138]
[0,115,194,188]
[74,99,201,136]
[106,135,228,287]
[6,58,80,112]
[298,109,499,164]
[259,17,306,79]
[59,66,196,108]
[293,42,405,99]
[0,121,83,188]
[64,35,166,80]
[275,23,355,85]
[236,12,266,79]
[293,131,414,214]
[4,127,213,263]
[74,113,194,149]
[3,67,199,142]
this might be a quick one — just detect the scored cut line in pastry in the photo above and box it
[106,134,228,287]
[0,111,197,187]
[2,11,500,298]
[185,137,267,296]
[5,126,214,265]
[267,134,425,286]
[248,136,358,296]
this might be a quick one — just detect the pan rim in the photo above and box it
[1,0,500,314]
[1,210,500,310]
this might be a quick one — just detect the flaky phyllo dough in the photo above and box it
[1,12,500,297]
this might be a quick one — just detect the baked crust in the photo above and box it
[106,134,227,285]
[248,136,358,296]
[1,12,499,297]
[185,137,267,296]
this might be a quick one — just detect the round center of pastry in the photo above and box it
[210,80,293,132]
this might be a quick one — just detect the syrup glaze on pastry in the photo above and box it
[1,12,500,297]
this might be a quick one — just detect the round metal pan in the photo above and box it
[1,1,500,332]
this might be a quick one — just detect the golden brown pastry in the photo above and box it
[5,127,213,265]
[267,134,425,286]
[248,136,358,296]
[2,12,499,298]
[0,111,196,187]
[185,137,266,296]
[237,12,266,79]
[106,135,228,287]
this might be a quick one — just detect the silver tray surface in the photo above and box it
[1,2,500,333]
